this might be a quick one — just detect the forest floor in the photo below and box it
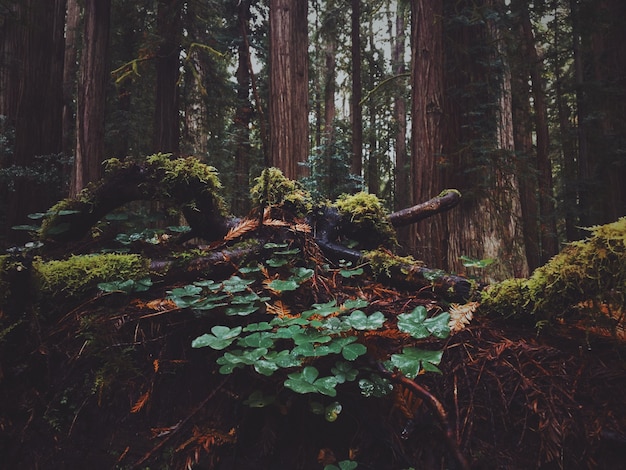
[1,228,626,470]
[0,264,626,470]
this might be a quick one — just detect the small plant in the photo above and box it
[169,242,451,418]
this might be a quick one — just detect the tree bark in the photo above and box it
[269,0,309,179]
[518,3,558,263]
[152,0,182,156]
[72,0,111,197]
[350,0,363,178]
[233,0,254,215]
[410,0,444,258]
[0,0,66,242]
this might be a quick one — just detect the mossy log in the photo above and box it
[480,217,626,327]
[39,154,234,243]
[23,159,471,303]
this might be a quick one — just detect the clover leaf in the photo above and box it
[191,325,242,350]
[390,347,444,379]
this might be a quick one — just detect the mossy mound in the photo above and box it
[335,192,397,249]
[481,217,626,327]
[250,167,313,216]
[33,253,150,299]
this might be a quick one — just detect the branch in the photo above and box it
[377,364,471,470]
[388,190,461,227]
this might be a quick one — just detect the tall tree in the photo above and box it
[72,0,111,197]
[576,0,626,225]
[350,0,363,178]
[410,0,527,280]
[0,0,66,241]
[152,0,183,155]
[269,0,309,179]
[410,0,445,258]
[232,0,254,214]
[515,0,559,263]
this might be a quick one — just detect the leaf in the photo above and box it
[343,298,369,310]
[423,312,451,339]
[324,401,343,422]
[225,304,259,316]
[11,224,41,232]
[397,306,430,339]
[267,279,299,292]
[390,347,444,379]
[301,300,339,318]
[358,374,393,398]
[237,332,275,349]
[460,255,495,268]
[266,257,289,267]
[341,342,367,360]
[345,310,385,330]
[243,322,273,332]
[284,366,338,397]
[291,266,314,282]
[191,325,242,350]
[222,275,254,293]
[331,361,359,383]
[263,242,288,249]
[340,267,364,278]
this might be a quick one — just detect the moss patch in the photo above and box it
[335,192,397,249]
[34,253,150,299]
[481,217,626,325]
[250,167,313,216]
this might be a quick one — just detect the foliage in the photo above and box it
[34,253,150,300]
[335,192,398,248]
[481,217,626,329]
[166,241,451,409]
[250,167,313,216]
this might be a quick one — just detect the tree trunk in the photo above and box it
[152,0,182,156]
[0,0,66,242]
[62,0,80,162]
[232,0,254,215]
[72,0,111,197]
[269,0,309,180]
[410,0,445,260]
[518,3,559,263]
[322,1,338,194]
[350,0,363,179]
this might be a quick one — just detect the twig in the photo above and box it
[377,363,471,470]
[130,375,230,469]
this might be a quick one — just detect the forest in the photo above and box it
[0,0,625,469]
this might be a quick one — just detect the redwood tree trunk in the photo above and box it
[72,0,111,197]
[233,0,254,215]
[518,3,558,263]
[0,0,66,242]
[269,0,309,180]
[350,0,363,178]
[152,0,183,156]
[410,0,445,259]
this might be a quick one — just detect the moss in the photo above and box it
[145,153,228,216]
[250,168,313,216]
[335,192,397,249]
[364,249,422,278]
[481,217,626,323]
[39,199,89,239]
[34,253,150,299]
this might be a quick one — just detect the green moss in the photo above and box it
[34,253,150,299]
[335,192,397,248]
[39,199,88,239]
[250,168,313,216]
[364,249,422,278]
[481,217,626,323]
